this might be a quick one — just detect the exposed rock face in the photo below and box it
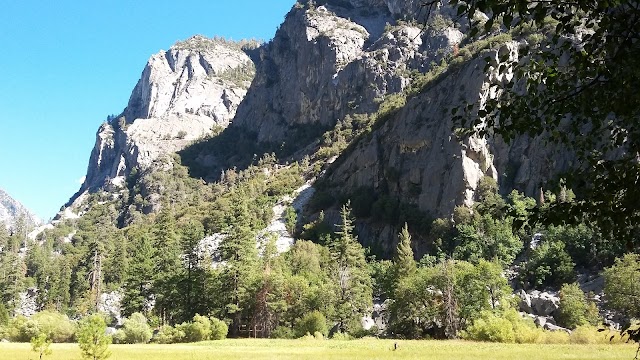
[66,1,571,256]
[0,189,41,231]
[70,36,256,208]
[326,41,569,217]
[233,1,463,143]
[518,289,561,317]
[98,291,124,326]
[212,1,570,256]
[16,288,39,317]
[325,57,497,219]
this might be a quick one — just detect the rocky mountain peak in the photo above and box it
[124,35,256,124]
[69,35,258,210]
[232,0,463,143]
[0,189,41,232]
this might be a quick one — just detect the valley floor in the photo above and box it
[1,339,635,360]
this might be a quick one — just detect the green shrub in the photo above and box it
[153,325,183,344]
[503,309,543,344]
[556,283,600,329]
[209,317,228,340]
[350,325,378,339]
[270,326,295,339]
[7,316,40,342]
[570,325,612,344]
[331,331,352,340]
[463,309,545,344]
[118,312,152,344]
[31,311,76,343]
[294,311,328,338]
[463,311,515,343]
[541,330,570,344]
[177,314,215,342]
[112,330,126,344]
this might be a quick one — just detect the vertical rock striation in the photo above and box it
[69,36,256,208]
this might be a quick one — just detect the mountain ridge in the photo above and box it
[0,188,41,232]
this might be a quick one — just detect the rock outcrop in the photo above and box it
[66,0,572,254]
[234,1,463,143]
[0,189,41,231]
[69,36,256,209]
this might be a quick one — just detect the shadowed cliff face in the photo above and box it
[63,1,571,256]
[233,1,463,143]
[69,36,256,208]
[174,2,569,250]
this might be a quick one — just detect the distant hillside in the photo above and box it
[0,188,41,232]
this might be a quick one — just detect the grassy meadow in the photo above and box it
[1,339,637,360]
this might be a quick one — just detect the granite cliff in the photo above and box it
[68,36,256,211]
[67,0,568,254]
[0,189,40,232]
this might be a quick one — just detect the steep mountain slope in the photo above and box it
[9,0,623,339]
[171,0,568,257]
[0,189,40,231]
[67,36,257,213]
[234,1,462,143]
[63,0,569,253]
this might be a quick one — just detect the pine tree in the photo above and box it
[218,195,259,336]
[394,223,416,281]
[329,202,372,333]
[121,225,155,317]
[177,218,205,322]
[0,232,26,313]
[252,235,287,338]
[151,208,182,324]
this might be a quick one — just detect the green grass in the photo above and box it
[1,339,636,360]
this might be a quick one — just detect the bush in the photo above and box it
[503,310,542,344]
[350,325,378,339]
[294,311,328,338]
[270,326,295,339]
[331,331,353,340]
[604,253,640,318]
[118,312,152,344]
[178,314,211,342]
[463,309,544,344]
[570,325,612,344]
[209,317,228,340]
[153,325,184,344]
[463,312,515,343]
[31,311,76,343]
[7,316,40,342]
[541,330,570,344]
[556,283,600,329]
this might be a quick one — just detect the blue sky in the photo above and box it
[0,0,294,221]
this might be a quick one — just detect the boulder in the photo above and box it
[531,291,560,317]
[518,289,533,313]
[534,316,556,328]
[543,322,572,334]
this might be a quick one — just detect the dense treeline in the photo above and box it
[0,154,638,345]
